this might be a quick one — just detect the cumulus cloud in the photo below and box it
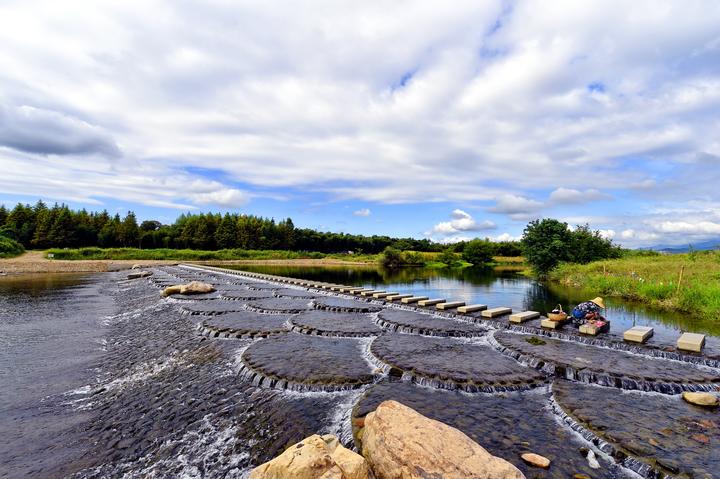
[488,195,543,219]
[427,209,496,236]
[548,187,608,204]
[353,208,371,217]
[189,188,249,208]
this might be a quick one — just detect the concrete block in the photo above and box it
[417,298,445,307]
[481,307,513,318]
[341,287,363,293]
[509,311,540,323]
[401,296,429,304]
[385,294,414,301]
[457,304,487,314]
[361,290,384,297]
[373,291,398,298]
[623,326,654,343]
[677,332,705,352]
[436,301,465,310]
[541,318,564,329]
[579,322,609,336]
[352,289,375,295]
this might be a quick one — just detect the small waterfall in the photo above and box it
[398,371,545,394]
[358,337,390,375]
[235,360,370,393]
[548,394,668,479]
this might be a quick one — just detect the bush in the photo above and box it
[0,234,25,258]
[462,239,494,266]
[402,251,426,266]
[380,247,403,269]
[437,249,461,267]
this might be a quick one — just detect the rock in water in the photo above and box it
[249,434,369,479]
[127,270,153,279]
[362,400,525,479]
[520,453,550,469]
[681,392,719,407]
[161,281,215,297]
[131,264,142,269]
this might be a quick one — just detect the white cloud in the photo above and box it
[426,209,496,237]
[353,208,371,217]
[548,187,608,204]
[488,195,543,219]
[651,220,720,235]
[189,188,249,208]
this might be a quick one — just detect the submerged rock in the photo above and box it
[362,400,525,479]
[161,281,215,297]
[520,453,550,469]
[249,434,369,479]
[127,271,153,279]
[681,392,719,407]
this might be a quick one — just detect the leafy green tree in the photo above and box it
[569,224,620,263]
[521,219,573,275]
[462,239,494,265]
[0,233,24,258]
[380,247,403,269]
[215,213,238,249]
[119,212,140,247]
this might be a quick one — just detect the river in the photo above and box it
[0,265,718,478]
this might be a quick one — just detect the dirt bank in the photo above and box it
[0,251,372,274]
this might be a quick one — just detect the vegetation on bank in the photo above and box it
[549,250,720,320]
[0,233,24,258]
[45,247,378,262]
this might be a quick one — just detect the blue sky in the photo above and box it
[1,0,720,247]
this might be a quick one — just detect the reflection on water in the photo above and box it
[222,264,720,338]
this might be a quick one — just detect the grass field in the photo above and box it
[549,250,720,321]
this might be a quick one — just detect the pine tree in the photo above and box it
[119,212,140,247]
[215,213,238,249]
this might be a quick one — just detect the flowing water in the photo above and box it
[1,265,718,479]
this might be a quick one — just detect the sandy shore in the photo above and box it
[0,251,372,274]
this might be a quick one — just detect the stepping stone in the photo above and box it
[579,321,609,336]
[457,304,487,314]
[341,287,364,293]
[401,296,429,304]
[418,298,445,307]
[330,286,347,291]
[386,294,414,301]
[509,311,540,323]
[677,332,705,352]
[481,307,512,318]
[623,326,654,343]
[352,289,375,295]
[436,301,465,310]
[373,292,398,299]
[540,318,565,329]
[360,290,383,297]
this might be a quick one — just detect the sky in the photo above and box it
[1,0,719,247]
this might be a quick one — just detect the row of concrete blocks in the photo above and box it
[187,268,708,353]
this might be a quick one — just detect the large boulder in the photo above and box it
[249,434,369,479]
[161,281,215,297]
[682,391,719,407]
[362,400,525,479]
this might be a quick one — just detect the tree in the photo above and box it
[521,219,573,275]
[569,224,620,263]
[438,249,461,267]
[462,239,494,265]
[215,213,238,249]
[380,247,403,269]
[119,212,140,247]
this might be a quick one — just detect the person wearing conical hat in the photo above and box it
[571,297,605,326]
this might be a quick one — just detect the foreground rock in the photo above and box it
[362,400,525,479]
[682,391,719,407]
[249,434,369,479]
[161,281,215,297]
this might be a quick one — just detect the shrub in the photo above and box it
[380,247,403,269]
[0,234,25,258]
[462,239,494,266]
[402,251,426,266]
[437,249,461,267]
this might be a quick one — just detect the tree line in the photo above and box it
[0,201,445,253]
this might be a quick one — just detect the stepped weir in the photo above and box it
[141,264,719,478]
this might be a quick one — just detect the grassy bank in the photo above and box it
[549,251,720,321]
[45,247,377,262]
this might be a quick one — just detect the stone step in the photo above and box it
[340,287,364,293]
[541,318,564,329]
[417,298,445,307]
[361,290,384,297]
[401,296,429,304]
[385,294,414,301]
[436,301,466,310]
[509,311,540,323]
[481,307,513,318]
[677,332,705,352]
[373,292,398,299]
[623,326,654,343]
[457,304,487,314]
[352,289,375,295]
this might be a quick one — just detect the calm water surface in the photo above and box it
[228,264,720,338]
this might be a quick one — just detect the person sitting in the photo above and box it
[571,297,605,326]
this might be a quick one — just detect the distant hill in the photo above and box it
[644,238,720,253]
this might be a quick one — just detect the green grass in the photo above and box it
[46,247,344,261]
[549,250,720,321]
[0,235,25,258]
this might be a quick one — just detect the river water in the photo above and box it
[0,266,718,479]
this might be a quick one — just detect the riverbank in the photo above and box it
[0,251,373,274]
[549,251,720,321]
